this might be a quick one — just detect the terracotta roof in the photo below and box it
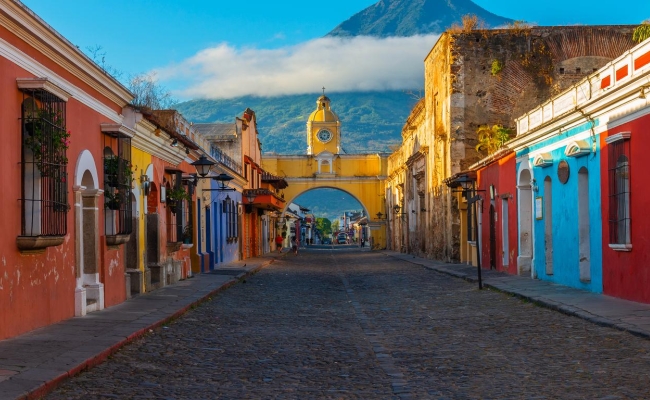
[141,110,199,150]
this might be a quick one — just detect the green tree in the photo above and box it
[331,219,340,233]
[475,124,513,155]
[315,217,333,237]
[633,20,650,43]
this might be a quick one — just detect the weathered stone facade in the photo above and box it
[388,25,637,262]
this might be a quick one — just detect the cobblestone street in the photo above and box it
[46,249,650,399]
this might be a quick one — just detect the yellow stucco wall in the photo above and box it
[131,148,152,278]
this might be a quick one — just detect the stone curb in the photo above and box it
[17,258,276,400]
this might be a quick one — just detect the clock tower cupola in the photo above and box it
[307,89,341,155]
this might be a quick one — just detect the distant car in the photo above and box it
[322,238,332,245]
[337,234,347,244]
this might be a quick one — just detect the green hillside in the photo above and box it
[174,90,419,155]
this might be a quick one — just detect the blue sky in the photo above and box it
[21,0,650,100]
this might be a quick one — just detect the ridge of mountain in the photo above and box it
[327,0,514,37]
[174,91,420,155]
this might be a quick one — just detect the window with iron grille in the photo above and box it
[607,134,631,246]
[103,135,133,237]
[223,196,238,242]
[20,91,69,240]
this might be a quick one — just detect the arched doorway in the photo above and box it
[517,169,533,276]
[73,150,102,316]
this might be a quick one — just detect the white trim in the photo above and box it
[0,36,122,122]
[74,150,99,189]
[16,77,71,101]
[517,126,603,162]
[0,3,132,104]
[100,123,136,139]
[565,140,592,158]
[608,243,632,252]
[605,131,631,144]
[533,153,553,168]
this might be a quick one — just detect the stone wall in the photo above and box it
[390,25,637,263]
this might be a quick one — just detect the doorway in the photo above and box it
[489,204,496,269]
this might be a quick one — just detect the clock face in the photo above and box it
[317,129,333,143]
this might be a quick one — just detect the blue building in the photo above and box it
[510,83,604,293]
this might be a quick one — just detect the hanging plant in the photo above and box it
[104,156,134,187]
[24,108,70,177]
[166,186,190,214]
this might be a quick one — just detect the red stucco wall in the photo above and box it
[0,23,128,339]
[477,153,518,275]
[601,114,650,303]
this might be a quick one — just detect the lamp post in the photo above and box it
[457,175,483,290]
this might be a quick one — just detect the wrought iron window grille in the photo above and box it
[19,89,69,249]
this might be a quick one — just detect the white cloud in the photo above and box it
[155,35,439,99]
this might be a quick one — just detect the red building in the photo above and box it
[474,151,520,275]
[0,2,135,339]
[600,110,650,302]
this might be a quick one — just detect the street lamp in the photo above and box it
[448,173,483,290]
[213,173,235,191]
[245,190,256,204]
[191,154,214,178]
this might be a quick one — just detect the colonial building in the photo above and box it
[387,25,637,262]
[0,1,135,339]
[509,37,650,300]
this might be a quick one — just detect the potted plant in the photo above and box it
[104,188,125,210]
[24,108,70,177]
[182,223,193,244]
[166,186,190,214]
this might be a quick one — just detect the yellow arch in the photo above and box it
[262,153,388,249]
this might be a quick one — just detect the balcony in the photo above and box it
[243,189,285,212]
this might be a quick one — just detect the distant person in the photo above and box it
[275,234,283,253]
[291,236,298,255]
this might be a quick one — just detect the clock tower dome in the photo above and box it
[307,91,341,155]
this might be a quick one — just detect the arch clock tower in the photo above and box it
[306,90,341,156]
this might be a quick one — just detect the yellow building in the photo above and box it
[262,93,388,249]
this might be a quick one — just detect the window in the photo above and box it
[223,196,238,242]
[607,134,631,247]
[103,135,133,238]
[20,90,69,244]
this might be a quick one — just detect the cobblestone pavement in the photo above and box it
[46,249,650,399]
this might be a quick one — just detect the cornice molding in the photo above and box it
[0,2,133,105]
[131,121,185,165]
[100,123,135,139]
[0,36,122,122]
[16,77,70,101]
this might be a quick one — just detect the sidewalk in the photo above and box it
[0,253,282,400]
[384,250,650,339]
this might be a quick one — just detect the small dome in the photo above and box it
[308,94,339,123]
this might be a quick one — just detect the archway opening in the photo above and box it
[286,188,367,246]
